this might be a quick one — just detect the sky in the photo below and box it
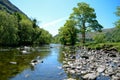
[9,0,120,36]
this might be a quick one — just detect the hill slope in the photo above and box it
[0,0,23,13]
[78,28,115,40]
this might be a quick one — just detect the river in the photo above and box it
[0,44,116,80]
[0,44,67,80]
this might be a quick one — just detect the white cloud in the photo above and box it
[41,17,67,28]
[40,17,68,36]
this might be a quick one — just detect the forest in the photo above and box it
[0,10,52,46]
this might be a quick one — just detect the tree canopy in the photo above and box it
[115,6,120,28]
[59,20,78,45]
[0,10,19,46]
[70,2,103,44]
[0,10,52,46]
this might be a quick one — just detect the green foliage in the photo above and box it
[36,28,52,45]
[115,6,120,17]
[106,28,120,42]
[59,20,78,45]
[77,6,120,52]
[93,33,106,43]
[0,10,19,46]
[115,6,120,28]
[86,42,120,52]
[115,20,120,28]
[52,34,60,43]
[0,10,52,46]
[31,18,39,28]
[92,27,120,43]
[70,2,103,43]
[19,19,33,45]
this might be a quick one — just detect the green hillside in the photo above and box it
[0,0,52,46]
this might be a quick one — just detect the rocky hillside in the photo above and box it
[0,0,23,13]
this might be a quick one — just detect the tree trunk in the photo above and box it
[82,22,86,44]
[82,30,85,44]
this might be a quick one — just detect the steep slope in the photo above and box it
[0,0,23,13]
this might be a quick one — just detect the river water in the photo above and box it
[0,44,67,80]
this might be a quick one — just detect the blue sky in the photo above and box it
[9,0,120,36]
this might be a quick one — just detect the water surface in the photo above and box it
[0,44,67,80]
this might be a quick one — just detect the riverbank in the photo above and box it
[62,46,120,80]
[81,42,120,52]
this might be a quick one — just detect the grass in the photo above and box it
[77,42,120,52]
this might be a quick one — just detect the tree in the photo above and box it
[59,20,78,45]
[52,34,60,43]
[31,18,39,28]
[70,2,103,44]
[0,10,19,46]
[19,19,34,45]
[93,33,106,43]
[34,28,52,45]
[115,6,120,16]
[115,6,120,28]
[105,28,120,42]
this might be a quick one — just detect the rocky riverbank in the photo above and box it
[62,47,120,80]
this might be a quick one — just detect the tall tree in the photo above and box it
[59,20,78,45]
[70,2,103,44]
[115,6,120,28]
[19,19,33,45]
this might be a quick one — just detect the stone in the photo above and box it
[64,78,76,80]
[116,73,120,77]
[10,62,17,64]
[112,75,120,80]
[76,66,81,70]
[69,70,76,74]
[81,71,87,74]
[82,72,98,80]
[63,61,67,64]
[81,56,89,59]
[71,65,76,69]
[63,65,70,68]
[25,74,29,78]
[97,66,105,73]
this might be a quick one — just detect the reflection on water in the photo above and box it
[0,44,67,80]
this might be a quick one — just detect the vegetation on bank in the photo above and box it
[0,10,52,46]
[58,2,103,45]
[85,29,120,52]
[84,6,120,51]
[54,3,120,52]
